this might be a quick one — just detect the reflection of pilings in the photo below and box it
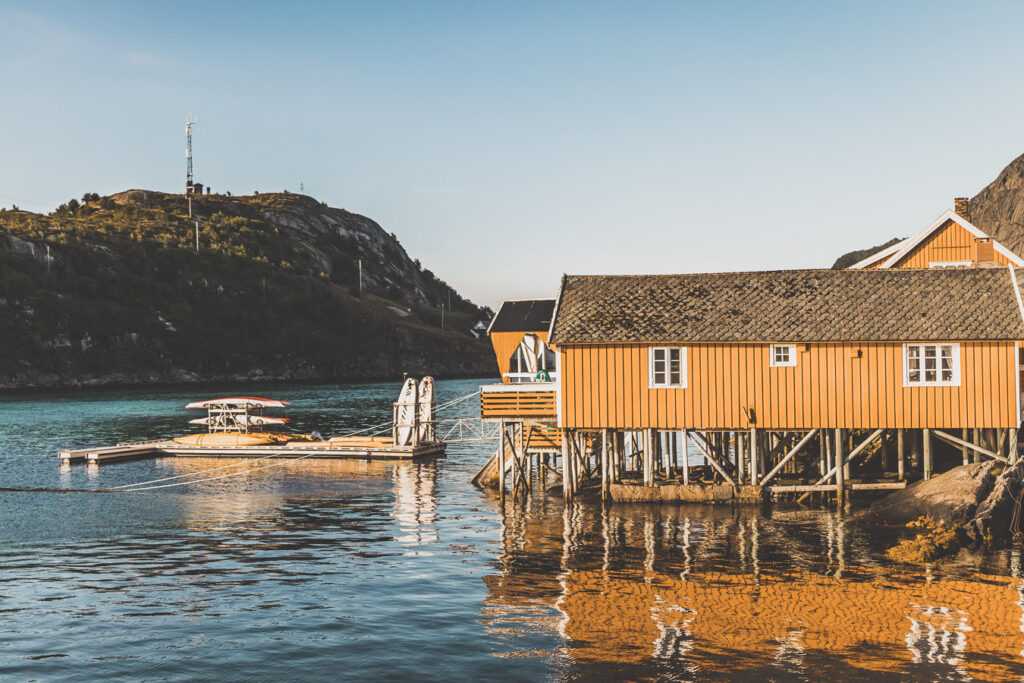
[392,462,439,546]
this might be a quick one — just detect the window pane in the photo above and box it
[653,371,666,385]
[654,349,665,362]
[941,346,954,381]
[909,370,920,382]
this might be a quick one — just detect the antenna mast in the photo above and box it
[185,114,199,252]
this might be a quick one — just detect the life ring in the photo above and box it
[535,370,551,382]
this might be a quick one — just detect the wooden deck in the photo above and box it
[59,439,445,465]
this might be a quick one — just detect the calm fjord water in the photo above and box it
[2,379,1023,681]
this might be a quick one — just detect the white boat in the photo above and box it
[188,415,291,427]
[185,396,290,410]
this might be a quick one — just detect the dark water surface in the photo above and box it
[2,380,1023,681]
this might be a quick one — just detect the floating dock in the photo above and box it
[58,439,445,466]
[59,386,447,466]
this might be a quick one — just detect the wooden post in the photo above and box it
[923,428,932,480]
[897,428,905,481]
[561,428,571,503]
[737,432,746,483]
[1010,428,1019,465]
[818,431,826,477]
[880,432,891,473]
[973,428,981,464]
[834,428,845,508]
[681,429,689,485]
[840,428,850,483]
[498,420,506,502]
[667,432,675,479]
[643,429,655,486]
[601,429,610,500]
[961,428,969,466]
[749,427,758,486]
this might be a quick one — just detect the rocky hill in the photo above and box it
[833,151,1024,268]
[0,190,494,389]
[959,151,1024,256]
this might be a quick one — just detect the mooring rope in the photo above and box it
[109,389,482,493]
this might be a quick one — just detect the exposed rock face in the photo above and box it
[857,461,997,526]
[833,151,1024,266]
[964,152,1024,258]
[964,461,1024,543]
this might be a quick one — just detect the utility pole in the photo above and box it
[186,115,199,253]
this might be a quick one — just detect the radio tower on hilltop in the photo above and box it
[185,115,199,252]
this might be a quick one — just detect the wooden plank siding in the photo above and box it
[490,330,549,380]
[892,219,1011,268]
[481,388,557,419]
[559,341,1019,430]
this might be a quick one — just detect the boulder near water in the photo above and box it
[857,461,997,526]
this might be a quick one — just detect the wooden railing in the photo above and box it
[480,383,557,419]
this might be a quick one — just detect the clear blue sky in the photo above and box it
[3,1,1024,307]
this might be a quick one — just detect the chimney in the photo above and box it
[954,197,971,221]
[973,237,995,265]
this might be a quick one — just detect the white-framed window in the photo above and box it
[903,343,960,387]
[649,347,686,388]
[928,260,972,269]
[770,344,797,367]
[505,334,558,383]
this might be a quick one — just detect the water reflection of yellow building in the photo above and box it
[484,502,1024,680]
[555,568,1023,679]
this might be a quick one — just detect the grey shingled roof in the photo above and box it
[488,299,556,334]
[548,269,1024,344]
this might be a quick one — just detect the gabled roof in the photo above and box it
[548,268,1024,344]
[487,299,556,334]
[850,210,1024,269]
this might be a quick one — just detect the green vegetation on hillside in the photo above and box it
[0,191,494,387]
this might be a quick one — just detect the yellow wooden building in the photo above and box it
[851,200,1024,270]
[481,267,1024,504]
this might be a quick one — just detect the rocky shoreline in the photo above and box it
[857,459,1024,559]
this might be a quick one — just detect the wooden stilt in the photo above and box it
[1010,428,1019,465]
[834,428,845,508]
[498,419,507,503]
[760,429,818,486]
[644,429,655,486]
[681,429,689,485]
[961,428,969,466]
[601,429,610,500]
[818,431,826,477]
[932,429,1008,463]
[880,431,891,472]
[749,427,758,486]
[973,428,981,464]
[561,429,571,502]
[897,428,905,481]
[840,428,850,483]
[741,430,749,483]
[922,428,932,480]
